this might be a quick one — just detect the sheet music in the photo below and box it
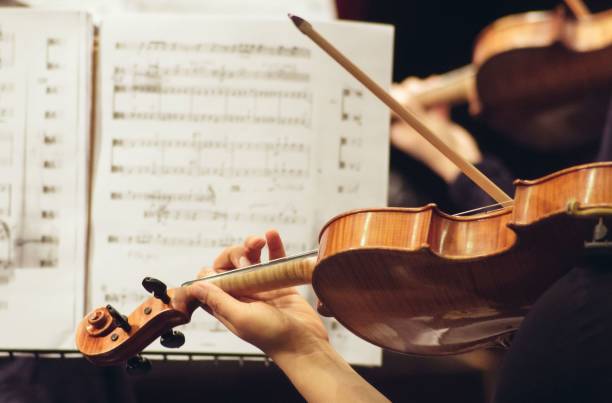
[22,0,336,24]
[90,16,391,365]
[0,10,91,349]
[122,0,337,19]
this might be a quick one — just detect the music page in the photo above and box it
[89,15,391,364]
[0,10,92,349]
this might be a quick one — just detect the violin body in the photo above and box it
[315,162,612,354]
[76,163,612,363]
[473,9,612,150]
[412,8,612,150]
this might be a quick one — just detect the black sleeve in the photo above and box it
[595,97,612,162]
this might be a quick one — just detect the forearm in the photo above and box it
[270,340,390,403]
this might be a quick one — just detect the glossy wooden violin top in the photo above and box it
[76,162,612,364]
[410,6,612,150]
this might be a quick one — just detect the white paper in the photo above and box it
[89,15,391,365]
[0,10,91,349]
[22,0,337,23]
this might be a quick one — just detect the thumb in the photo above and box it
[188,282,246,328]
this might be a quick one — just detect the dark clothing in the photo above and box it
[597,102,612,163]
[450,100,612,403]
[492,260,612,403]
[0,358,135,403]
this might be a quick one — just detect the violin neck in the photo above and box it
[183,250,318,295]
[413,65,475,107]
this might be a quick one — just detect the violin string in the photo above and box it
[182,249,318,287]
[186,202,514,286]
[452,200,514,216]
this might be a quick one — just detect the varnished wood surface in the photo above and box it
[473,9,612,64]
[513,161,612,224]
[77,257,316,365]
[77,288,197,365]
[473,9,612,149]
[396,8,612,151]
[205,255,316,295]
[314,162,612,354]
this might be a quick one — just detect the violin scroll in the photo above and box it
[76,278,198,367]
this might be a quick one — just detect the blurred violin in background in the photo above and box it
[394,1,612,151]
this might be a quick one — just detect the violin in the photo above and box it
[406,6,612,150]
[76,162,612,365]
[76,14,612,370]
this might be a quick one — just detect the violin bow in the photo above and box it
[289,14,513,206]
[564,0,591,19]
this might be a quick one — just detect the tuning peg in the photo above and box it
[160,330,185,348]
[142,277,170,304]
[126,355,152,375]
[106,304,131,332]
[316,300,334,317]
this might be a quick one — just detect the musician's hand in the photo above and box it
[188,230,328,357]
[191,231,389,403]
[391,77,481,183]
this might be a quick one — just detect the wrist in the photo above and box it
[269,338,390,402]
[267,336,332,368]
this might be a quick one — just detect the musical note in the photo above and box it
[105,232,307,253]
[110,164,309,178]
[110,187,216,206]
[110,136,308,153]
[41,210,57,219]
[107,233,241,248]
[336,183,360,194]
[45,37,62,70]
[111,84,312,127]
[46,85,59,95]
[340,87,364,125]
[44,110,58,120]
[109,135,311,179]
[142,206,307,226]
[42,133,58,145]
[113,64,310,83]
[338,136,364,172]
[115,41,311,58]
[114,85,311,99]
